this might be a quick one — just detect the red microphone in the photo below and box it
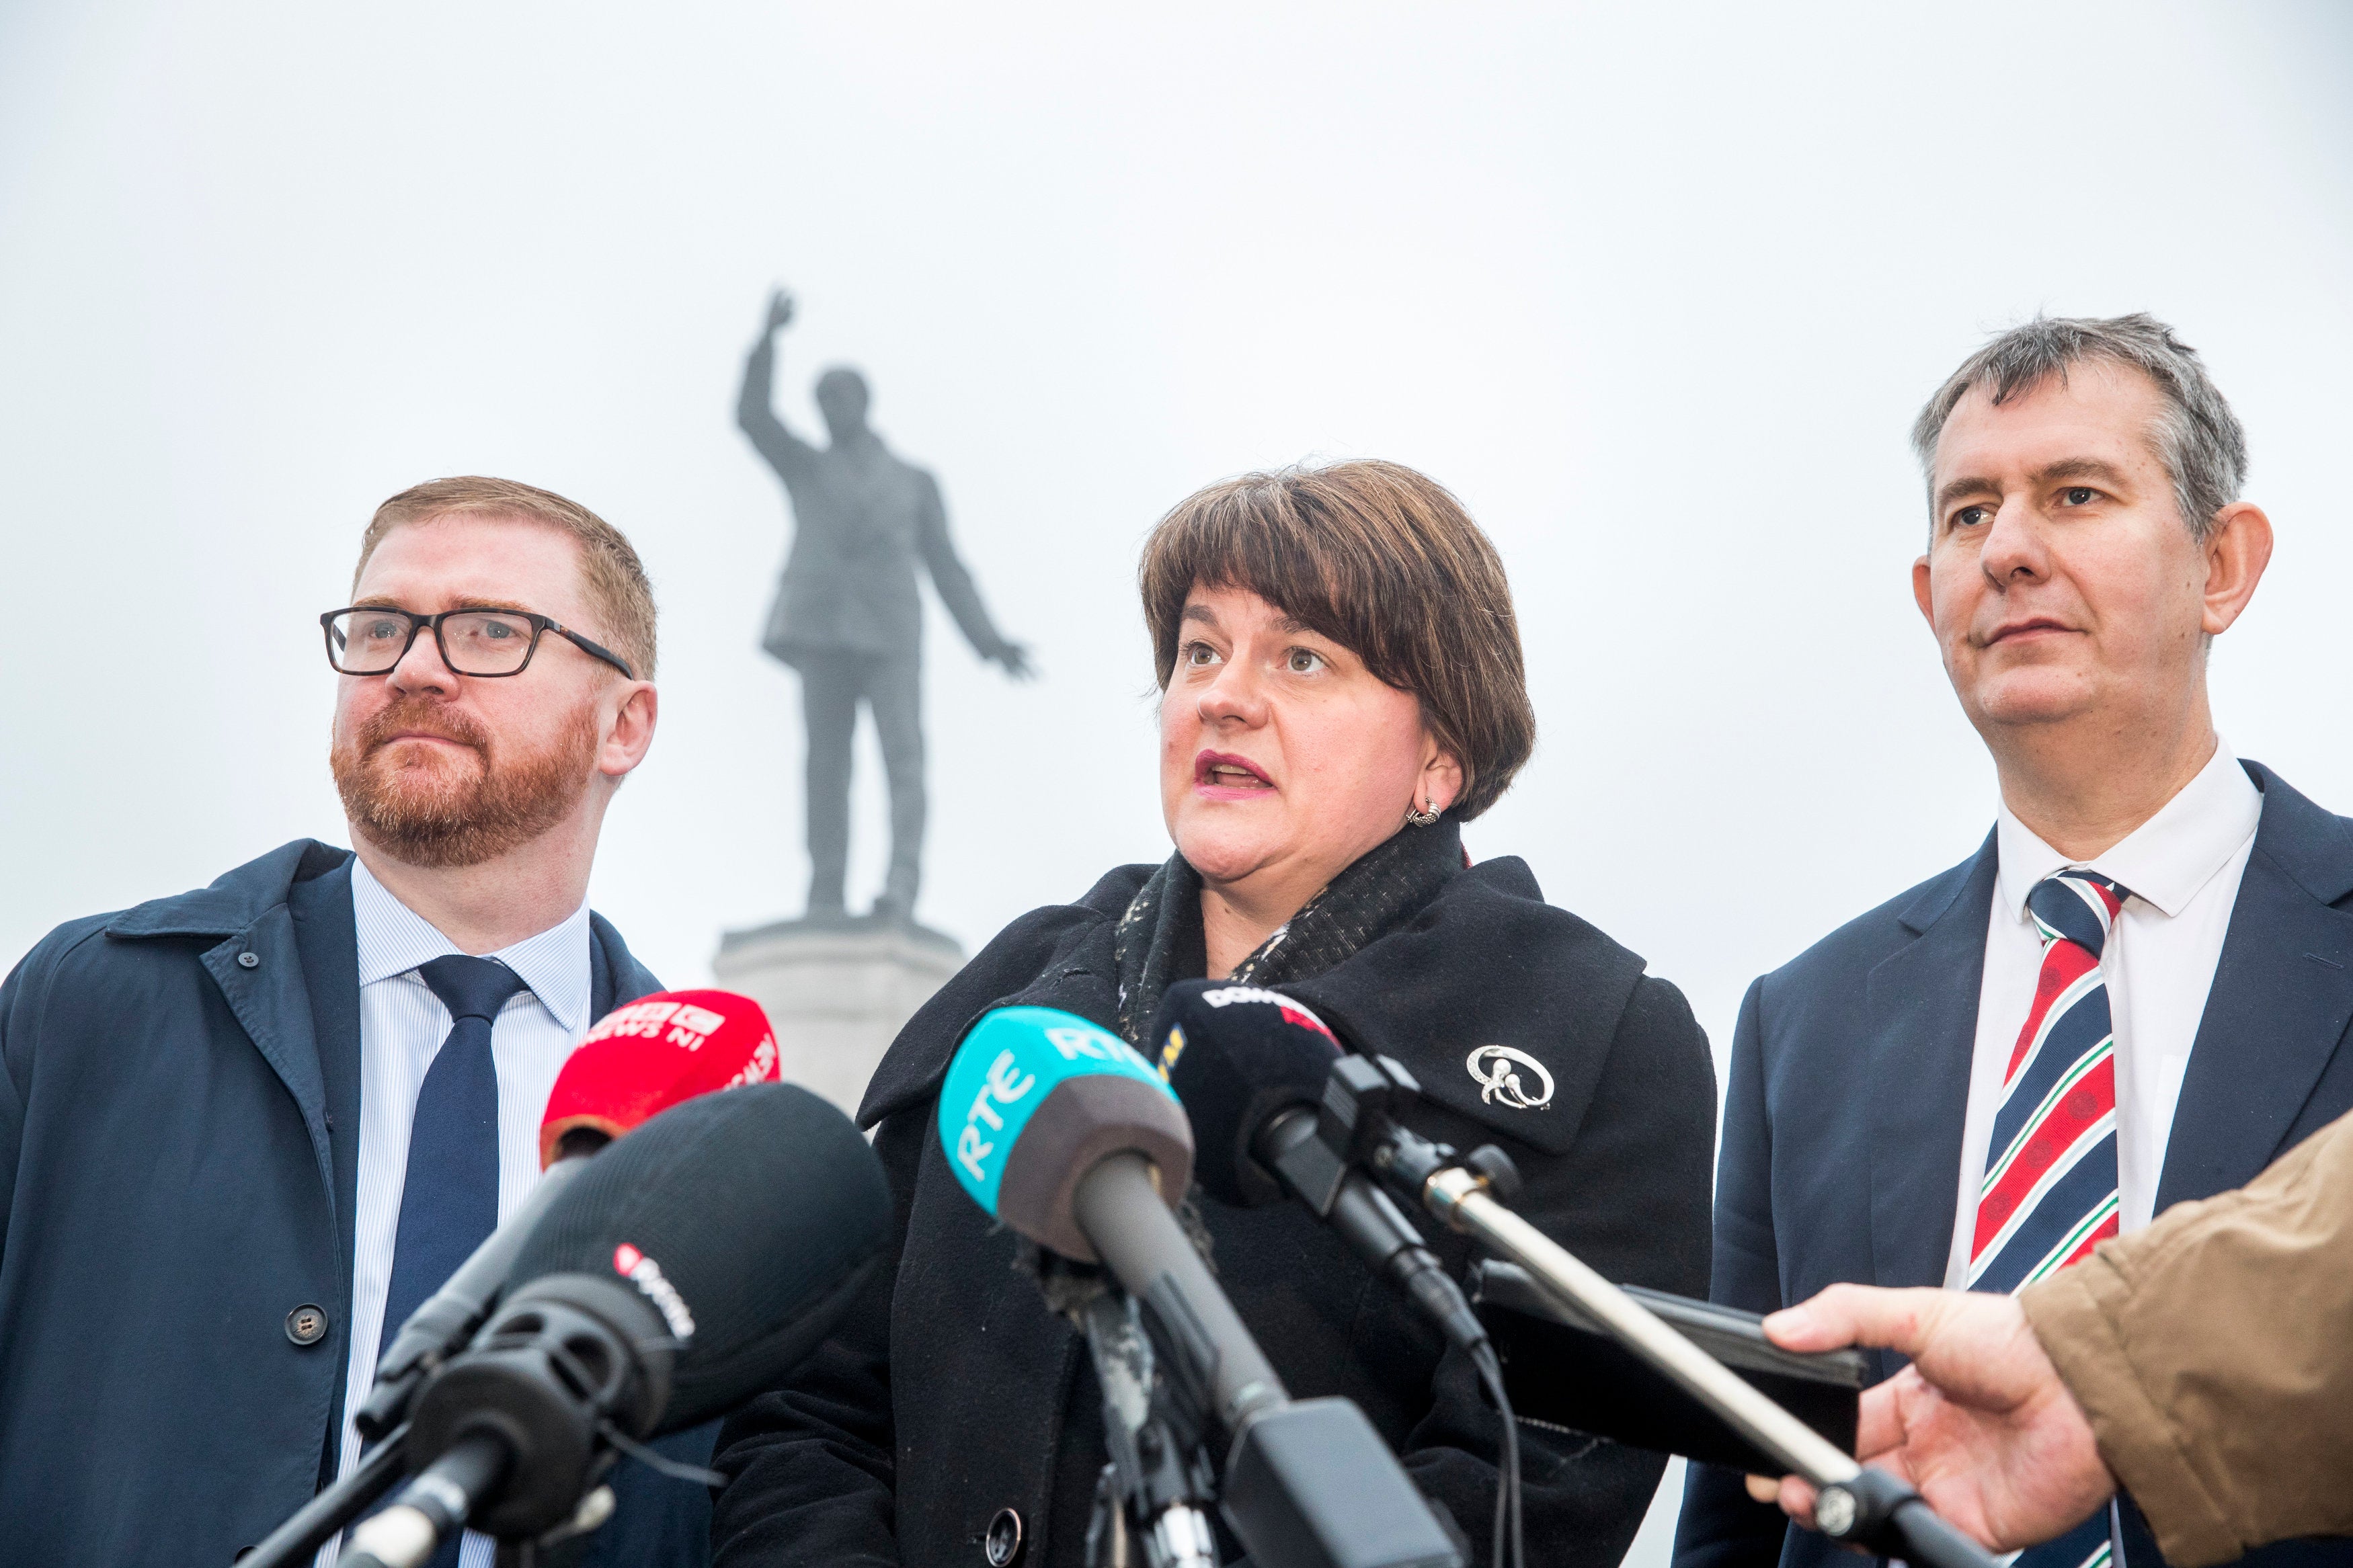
[539,989,781,1167]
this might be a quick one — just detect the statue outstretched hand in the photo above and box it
[763,288,795,335]
[991,641,1036,681]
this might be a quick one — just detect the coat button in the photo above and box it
[237,951,261,969]
[285,1305,329,1346]
[984,1508,1024,1567]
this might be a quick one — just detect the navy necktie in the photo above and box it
[375,956,527,1568]
[381,955,529,1352]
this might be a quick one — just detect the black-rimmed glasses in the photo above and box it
[320,606,637,680]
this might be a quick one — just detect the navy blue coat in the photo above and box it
[0,839,712,1567]
[1673,763,2353,1568]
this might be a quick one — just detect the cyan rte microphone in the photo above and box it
[935,1005,1271,1409]
[939,1005,1461,1568]
[338,1082,891,1568]
[1152,980,1486,1354]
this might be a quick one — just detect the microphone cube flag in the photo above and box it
[540,989,782,1167]
[937,1006,1194,1262]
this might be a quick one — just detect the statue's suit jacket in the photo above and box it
[1674,761,2353,1568]
[737,334,1008,667]
[0,839,711,1567]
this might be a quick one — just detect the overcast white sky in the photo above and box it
[4,1,2350,1553]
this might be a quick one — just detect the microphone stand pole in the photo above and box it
[1078,1290,1220,1568]
[240,1426,413,1568]
[1408,1163,1995,1568]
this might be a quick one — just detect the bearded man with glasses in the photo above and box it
[0,478,713,1568]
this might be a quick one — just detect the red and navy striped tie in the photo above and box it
[1968,867,2128,1568]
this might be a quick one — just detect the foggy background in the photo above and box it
[5,3,2351,1558]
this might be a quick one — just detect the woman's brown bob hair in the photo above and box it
[1140,460,1535,821]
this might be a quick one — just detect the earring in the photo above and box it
[1405,799,1441,828]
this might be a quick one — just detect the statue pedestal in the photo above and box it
[712,917,966,1119]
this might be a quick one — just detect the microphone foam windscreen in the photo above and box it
[540,989,781,1167]
[938,1005,1193,1262]
[505,1081,892,1433]
[1153,979,1342,1207]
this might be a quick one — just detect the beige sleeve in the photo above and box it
[2022,1107,2353,1568]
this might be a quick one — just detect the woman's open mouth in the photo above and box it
[1195,750,1274,798]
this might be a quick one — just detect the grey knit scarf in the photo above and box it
[1111,818,1465,1046]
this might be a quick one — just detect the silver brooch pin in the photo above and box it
[1466,1045,1554,1110]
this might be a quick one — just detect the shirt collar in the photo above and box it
[1995,742,2262,922]
[350,856,594,1033]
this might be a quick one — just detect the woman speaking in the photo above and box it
[712,462,1716,1568]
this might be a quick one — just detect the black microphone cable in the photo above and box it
[1468,1341,1524,1568]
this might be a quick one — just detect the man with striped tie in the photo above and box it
[1676,316,2353,1568]
[0,479,708,1568]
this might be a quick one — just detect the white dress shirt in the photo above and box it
[1942,743,2263,1288]
[322,858,594,1568]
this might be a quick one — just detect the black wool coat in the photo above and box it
[711,844,1718,1568]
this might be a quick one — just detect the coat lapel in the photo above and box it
[106,840,351,1207]
[2157,764,2353,1208]
[1864,833,1999,1292]
[202,905,336,1199]
[588,911,661,1019]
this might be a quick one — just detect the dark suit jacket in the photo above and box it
[1673,763,2353,1568]
[0,839,709,1567]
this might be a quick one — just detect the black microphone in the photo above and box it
[1152,981,1487,1354]
[340,1081,892,1568]
[354,1154,592,1444]
[246,992,799,1568]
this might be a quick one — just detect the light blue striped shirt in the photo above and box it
[321,858,594,1568]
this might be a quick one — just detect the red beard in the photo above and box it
[331,694,599,869]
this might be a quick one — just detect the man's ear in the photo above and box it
[2201,502,2272,636]
[1912,554,1935,630]
[598,682,659,780]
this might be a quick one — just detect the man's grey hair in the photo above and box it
[1910,313,2247,542]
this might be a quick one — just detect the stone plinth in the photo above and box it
[713,917,966,1118]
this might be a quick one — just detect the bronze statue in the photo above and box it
[738,289,1033,925]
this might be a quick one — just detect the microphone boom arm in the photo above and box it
[1426,1169,1854,1483]
[236,1426,413,1568]
[1374,1130,2000,1568]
